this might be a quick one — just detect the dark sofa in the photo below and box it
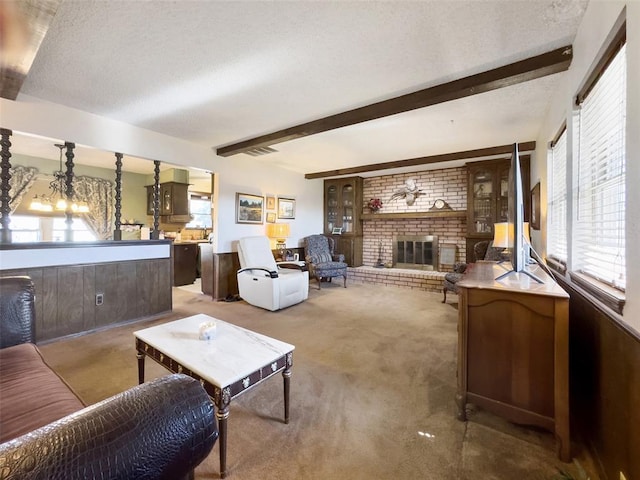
[0,276,218,480]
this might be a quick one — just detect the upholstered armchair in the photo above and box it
[442,240,508,303]
[237,236,309,311]
[304,234,348,290]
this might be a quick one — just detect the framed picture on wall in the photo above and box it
[236,193,264,224]
[531,182,541,230]
[266,212,276,223]
[266,195,276,210]
[278,197,296,219]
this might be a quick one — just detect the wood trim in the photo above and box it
[305,141,536,179]
[576,19,626,105]
[217,46,571,157]
[361,211,466,221]
[549,122,567,148]
[569,271,625,315]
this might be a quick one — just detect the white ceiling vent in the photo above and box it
[245,146,278,157]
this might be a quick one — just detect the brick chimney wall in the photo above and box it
[362,166,467,270]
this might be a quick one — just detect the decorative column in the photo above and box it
[151,160,160,240]
[63,142,76,242]
[0,128,12,244]
[113,152,123,240]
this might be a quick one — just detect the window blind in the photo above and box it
[575,44,626,290]
[548,128,567,263]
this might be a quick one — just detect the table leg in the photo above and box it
[283,367,291,424]
[136,352,145,385]
[216,406,229,478]
[455,392,467,421]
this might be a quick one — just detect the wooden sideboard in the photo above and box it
[456,262,570,461]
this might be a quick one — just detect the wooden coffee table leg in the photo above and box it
[136,352,145,385]
[216,405,229,478]
[283,367,291,424]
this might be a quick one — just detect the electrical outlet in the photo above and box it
[95,293,104,306]
[620,472,627,480]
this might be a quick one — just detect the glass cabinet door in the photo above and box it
[497,164,510,223]
[326,185,338,233]
[342,184,354,233]
[470,168,494,234]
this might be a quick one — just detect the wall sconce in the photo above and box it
[266,223,290,254]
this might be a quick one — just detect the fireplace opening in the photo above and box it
[392,235,438,270]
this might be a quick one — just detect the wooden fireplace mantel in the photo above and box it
[361,210,467,220]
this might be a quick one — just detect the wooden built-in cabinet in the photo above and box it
[465,157,530,263]
[146,182,189,216]
[324,177,363,267]
[173,243,197,286]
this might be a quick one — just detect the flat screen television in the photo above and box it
[495,143,543,283]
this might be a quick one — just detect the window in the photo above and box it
[548,127,567,265]
[10,215,96,242]
[186,193,212,229]
[52,217,96,242]
[574,42,626,291]
[10,216,40,242]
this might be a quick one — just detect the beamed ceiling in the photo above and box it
[0,0,589,178]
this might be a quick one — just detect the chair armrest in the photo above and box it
[237,267,279,278]
[0,276,36,348]
[332,254,346,263]
[0,374,218,480]
[452,262,468,274]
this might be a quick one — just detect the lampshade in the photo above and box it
[266,223,290,241]
[493,222,510,248]
[493,222,531,248]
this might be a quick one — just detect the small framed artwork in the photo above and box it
[236,193,264,224]
[531,182,541,231]
[266,195,276,210]
[266,212,276,223]
[332,227,343,235]
[278,197,296,219]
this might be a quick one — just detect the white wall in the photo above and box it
[1,97,324,253]
[533,1,639,331]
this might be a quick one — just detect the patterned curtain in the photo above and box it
[9,166,39,214]
[74,175,115,240]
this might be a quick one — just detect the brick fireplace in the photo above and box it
[348,166,468,293]
[393,235,439,270]
[361,166,468,272]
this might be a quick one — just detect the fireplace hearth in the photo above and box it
[392,235,438,270]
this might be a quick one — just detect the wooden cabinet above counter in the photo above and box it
[147,182,190,217]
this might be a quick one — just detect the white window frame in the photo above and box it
[547,125,568,268]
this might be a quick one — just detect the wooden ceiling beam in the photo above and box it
[304,141,536,179]
[216,46,572,157]
[0,0,61,100]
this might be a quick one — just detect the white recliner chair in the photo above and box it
[237,236,309,311]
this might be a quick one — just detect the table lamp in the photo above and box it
[493,221,532,265]
[266,223,290,257]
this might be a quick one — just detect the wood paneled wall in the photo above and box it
[558,278,640,480]
[3,258,172,342]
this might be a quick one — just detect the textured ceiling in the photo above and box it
[9,0,588,176]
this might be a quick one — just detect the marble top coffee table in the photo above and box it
[134,314,295,478]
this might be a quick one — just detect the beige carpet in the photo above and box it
[39,283,591,480]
